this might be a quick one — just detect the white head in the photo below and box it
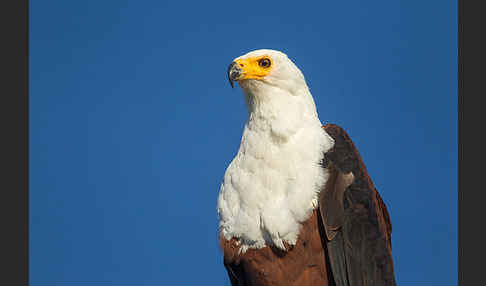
[228,49,320,137]
[228,49,308,94]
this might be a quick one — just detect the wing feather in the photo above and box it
[319,124,396,286]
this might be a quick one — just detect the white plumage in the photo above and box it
[217,50,335,252]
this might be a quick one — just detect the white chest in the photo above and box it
[217,121,334,252]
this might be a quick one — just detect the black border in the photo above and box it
[459,0,486,284]
[0,0,29,285]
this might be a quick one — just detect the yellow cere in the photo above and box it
[234,56,273,80]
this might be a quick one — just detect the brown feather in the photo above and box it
[321,124,396,286]
[220,210,332,286]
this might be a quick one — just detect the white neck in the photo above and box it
[217,83,335,253]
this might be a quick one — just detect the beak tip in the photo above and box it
[227,61,241,89]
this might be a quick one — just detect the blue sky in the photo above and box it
[30,0,457,285]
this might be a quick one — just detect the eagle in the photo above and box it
[217,49,396,286]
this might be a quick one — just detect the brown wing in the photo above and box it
[319,124,396,286]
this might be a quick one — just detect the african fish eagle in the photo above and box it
[217,49,396,286]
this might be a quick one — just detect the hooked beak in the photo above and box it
[227,61,242,88]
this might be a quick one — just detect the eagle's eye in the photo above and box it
[258,58,271,68]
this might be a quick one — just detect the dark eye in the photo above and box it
[258,58,271,68]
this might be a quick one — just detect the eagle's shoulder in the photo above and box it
[320,123,392,243]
